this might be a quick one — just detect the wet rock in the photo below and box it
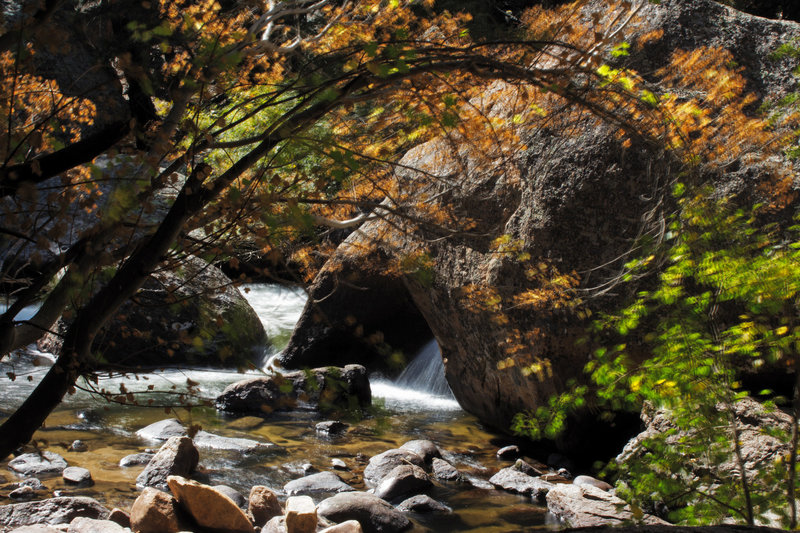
[8,451,67,476]
[362,449,424,487]
[129,487,186,533]
[216,365,371,415]
[68,441,88,453]
[193,430,275,453]
[573,475,613,492]
[66,517,129,533]
[546,483,668,527]
[135,419,186,441]
[284,471,354,496]
[213,485,247,509]
[135,437,198,491]
[496,445,520,460]
[285,496,316,533]
[18,478,46,490]
[319,520,363,533]
[316,421,349,437]
[466,476,495,490]
[249,485,282,527]
[399,440,440,464]
[107,508,130,529]
[227,416,265,430]
[0,497,108,529]
[62,467,93,486]
[512,459,543,477]
[8,486,35,500]
[373,464,431,502]
[431,458,461,482]
[317,492,411,533]
[167,475,254,533]
[489,468,553,501]
[395,494,452,514]
[119,453,154,468]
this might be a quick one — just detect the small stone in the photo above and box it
[119,453,154,468]
[69,441,88,453]
[557,467,573,480]
[395,494,452,514]
[8,451,68,476]
[249,485,282,527]
[9,486,36,500]
[331,458,348,470]
[285,495,317,533]
[315,421,348,436]
[301,463,317,474]
[319,520,363,533]
[431,458,461,482]
[496,445,520,460]
[63,467,93,486]
[573,475,613,492]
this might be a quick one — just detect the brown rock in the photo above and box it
[107,508,130,529]
[166,475,253,533]
[249,486,282,527]
[285,496,316,533]
[129,487,185,533]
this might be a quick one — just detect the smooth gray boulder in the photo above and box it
[0,497,108,530]
[135,436,198,491]
[489,468,553,501]
[317,492,411,533]
[395,494,452,514]
[362,449,424,487]
[8,452,67,476]
[373,465,431,502]
[216,365,371,414]
[284,471,354,496]
[136,419,186,441]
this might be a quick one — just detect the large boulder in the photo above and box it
[215,364,371,414]
[39,256,267,368]
[317,492,411,533]
[8,452,67,477]
[166,475,254,533]
[546,483,667,527]
[276,0,800,452]
[0,497,108,532]
[135,436,198,491]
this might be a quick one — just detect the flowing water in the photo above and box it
[0,285,553,532]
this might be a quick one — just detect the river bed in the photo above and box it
[0,285,555,532]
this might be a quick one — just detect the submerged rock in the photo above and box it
[317,492,411,533]
[396,494,452,514]
[8,452,67,476]
[215,364,371,415]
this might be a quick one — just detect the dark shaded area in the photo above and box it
[721,0,800,22]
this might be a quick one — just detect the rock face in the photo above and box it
[546,483,667,527]
[39,256,267,368]
[277,0,800,450]
[135,436,199,491]
[0,497,108,531]
[215,365,371,414]
[317,492,411,533]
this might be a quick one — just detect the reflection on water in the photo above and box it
[0,284,552,532]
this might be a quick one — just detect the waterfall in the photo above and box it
[395,339,455,398]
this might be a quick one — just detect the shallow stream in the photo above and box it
[0,285,554,532]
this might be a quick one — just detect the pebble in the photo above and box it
[63,466,93,486]
[331,459,348,470]
[69,440,88,452]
